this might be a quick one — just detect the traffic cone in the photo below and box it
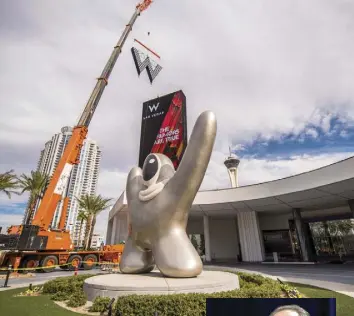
[74,265,78,276]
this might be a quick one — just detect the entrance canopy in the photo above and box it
[109,156,354,221]
[191,156,354,217]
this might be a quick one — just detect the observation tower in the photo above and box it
[224,147,240,188]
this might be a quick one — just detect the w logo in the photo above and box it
[148,103,159,112]
[131,47,163,84]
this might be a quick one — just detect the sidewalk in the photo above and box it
[204,265,354,298]
[2,265,354,298]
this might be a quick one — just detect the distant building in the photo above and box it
[27,126,101,245]
[91,234,104,249]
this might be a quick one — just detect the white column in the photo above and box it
[115,213,129,243]
[293,209,309,262]
[203,215,211,262]
[116,216,121,243]
[105,220,113,245]
[237,210,264,262]
[120,212,129,241]
[110,215,117,245]
[349,200,354,216]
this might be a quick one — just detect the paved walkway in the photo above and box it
[2,264,354,298]
[204,263,354,298]
[0,269,101,291]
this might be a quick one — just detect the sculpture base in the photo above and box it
[84,271,239,301]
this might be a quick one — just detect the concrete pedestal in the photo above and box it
[83,271,239,301]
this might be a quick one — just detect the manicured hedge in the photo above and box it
[114,272,299,316]
[42,271,301,315]
[90,296,112,312]
[42,274,92,306]
[67,291,87,308]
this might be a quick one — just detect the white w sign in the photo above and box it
[148,103,160,112]
[131,47,162,84]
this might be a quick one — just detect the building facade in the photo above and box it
[107,156,354,263]
[28,126,101,244]
[90,234,104,249]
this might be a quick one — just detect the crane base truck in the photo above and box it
[0,225,124,272]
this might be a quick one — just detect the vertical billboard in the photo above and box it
[139,90,187,170]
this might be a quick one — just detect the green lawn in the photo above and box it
[289,283,354,316]
[0,287,77,316]
[1,283,354,316]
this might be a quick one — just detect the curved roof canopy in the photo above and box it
[192,156,354,216]
[109,156,354,220]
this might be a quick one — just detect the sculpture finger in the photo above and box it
[120,236,155,274]
[126,167,144,202]
[166,111,217,208]
[152,228,202,278]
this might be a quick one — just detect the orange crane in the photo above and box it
[0,0,153,272]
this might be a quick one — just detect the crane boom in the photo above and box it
[31,0,153,230]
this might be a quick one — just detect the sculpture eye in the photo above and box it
[143,154,159,181]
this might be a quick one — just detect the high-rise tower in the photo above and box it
[28,126,101,244]
[224,147,240,188]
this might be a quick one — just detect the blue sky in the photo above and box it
[233,113,354,160]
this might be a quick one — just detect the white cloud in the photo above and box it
[305,128,319,139]
[0,214,23,231]
[203,151,354,190]
[2,1,354,237]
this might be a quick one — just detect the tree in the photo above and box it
[76,210,88,248]
[18,171,49,225]
[190,234,200,254]
[310,219,354,255]
[199,234,205,255]
[0,170,19,198]
[310,220,354,237]
[76,194,112,250]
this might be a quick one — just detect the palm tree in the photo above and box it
[0,170,19,198]
[18,171,49,225]
[76,194,112,250]
[76,210,88,248]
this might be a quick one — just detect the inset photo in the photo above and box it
[207,298,336,316]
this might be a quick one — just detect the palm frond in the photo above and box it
[0,169,20,199]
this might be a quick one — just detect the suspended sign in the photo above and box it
[131,39,162,84]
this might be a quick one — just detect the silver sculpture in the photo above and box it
[120,111,217,278]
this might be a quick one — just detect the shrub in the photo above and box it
[279,283,303,298]
[115,294,206,316]
[15,286,42,297]
[237,272,268,286]
[43,274,93,299]
[50,291,70,301]
[67,291,87,308]
[41,271,301,315]
[90,296,112,312]
[114,272,301,316]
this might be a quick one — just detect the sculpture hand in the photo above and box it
[165,110,217,211]
[126,111,217,228]
[122,111,217,277]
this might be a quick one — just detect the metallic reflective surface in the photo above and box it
[120,111,217,277]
